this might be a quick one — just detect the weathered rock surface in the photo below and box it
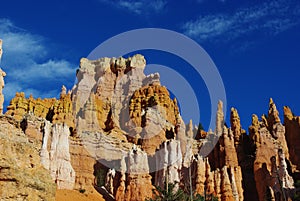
[69,137,97,191]
[44,123,76,189]
[116,147,153,201]
[284,106,300,176]
[249,99,294,201]
[73,54,159,132]
[0,116,56,200]
[3,53,300,201]
[5,86,74,130]
[72,55,185,199]
[16,112,96,192]
[128,85,180,155]
[155,140,182,191]
[0,40,5,114]
[0,68,5,115]
[6,93,56,121]
[203,102,244,201]
[51,86,75,129]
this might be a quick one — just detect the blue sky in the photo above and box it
[0,0,300,130]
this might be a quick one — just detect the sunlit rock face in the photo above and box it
[0,116,56,200]
[249,99,295,201]
[2,52,300,201]
[0,40,4,115]
[284,106,300,172]
[42,123,76,190]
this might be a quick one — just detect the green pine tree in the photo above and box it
[146,182,218,201]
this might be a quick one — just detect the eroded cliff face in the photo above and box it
[0,116,56,200]
[115,148,153,201]
[6,87,74,129]
[189,102,244,201]
[284,106,300,177]
[2,54,300,201]
[249,99,295,201]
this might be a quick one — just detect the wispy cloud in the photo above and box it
[99,0,167,15]
[0,18,76,107]
[182,0,300,43]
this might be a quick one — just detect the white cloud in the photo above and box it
[100,0,167,14]
[0,18,76,107]
[182,0,300,43]
[12,60,74,83]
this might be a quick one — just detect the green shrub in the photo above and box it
[95,168,106,187]
[145,182,218,201]
[293,180,300,201]
[79,188,86,194]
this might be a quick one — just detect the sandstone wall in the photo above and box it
[2,54,300,201]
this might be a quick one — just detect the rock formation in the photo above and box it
[73,54,159,132]
[6,92,56,121]
[199,102,244,201]
[155,140,182,191]
[284,106,300,176]
[6,86,74,129]
[129,85,180,155]
[105,168,116,195]
[0,116,56,200]
[0,68,5,115]
[45,123,76,189]
[19,113,97,191]
[0,39,5,114]
[51,86,75,129]
[115,147,153,201]
[2,53,300,201]
[69,138,97,190]
[249,99,295,201]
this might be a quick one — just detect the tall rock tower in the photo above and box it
[0,39,6,114]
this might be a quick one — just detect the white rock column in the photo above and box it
[49,123,76,189]
[40,120,52,169]
[155,140,182,191]
[0,39,6,115]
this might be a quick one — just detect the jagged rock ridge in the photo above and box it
[1,53,300,201]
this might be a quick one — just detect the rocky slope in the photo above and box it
[1,53,300,201]
[0,116,56,200]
